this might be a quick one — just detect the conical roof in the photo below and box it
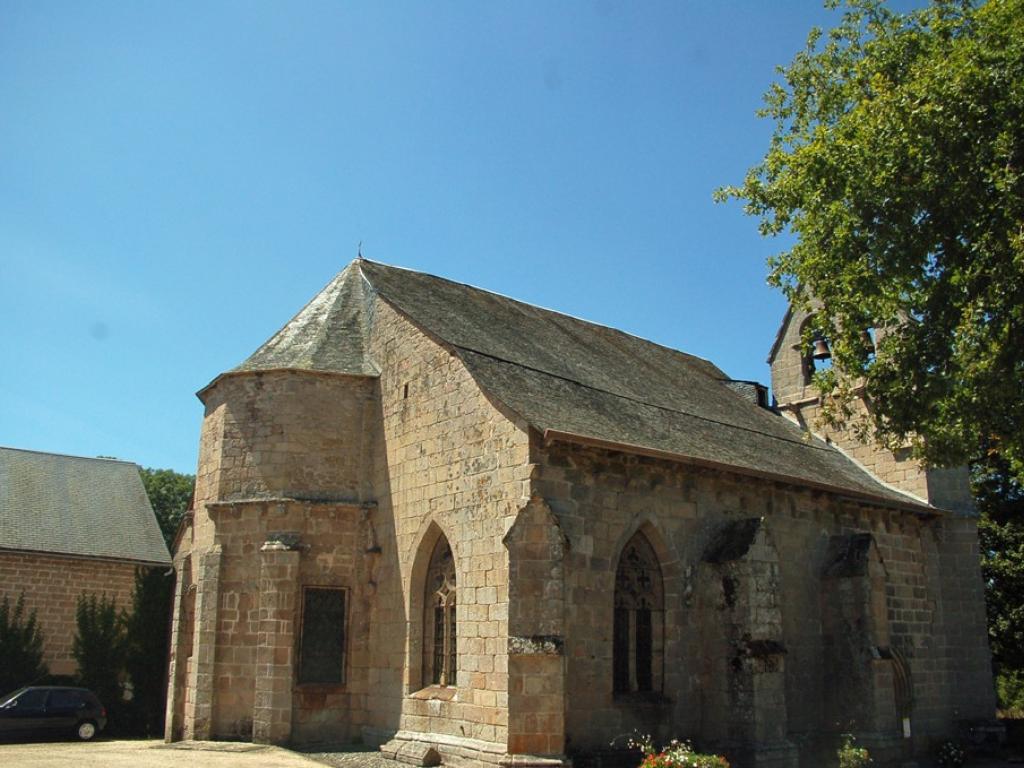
[233,261,378,376]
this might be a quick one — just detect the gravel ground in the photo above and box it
[0,739,326,768]
[297,745,402,768]
[3,738,1022,768]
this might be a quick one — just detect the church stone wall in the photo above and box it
[165,280,993,765]
[533,440,994,765]
[362,298,533,759]
[177,368,379,742]
[202,499,369,743]
[191,372,377,549]
[171,300,535,758]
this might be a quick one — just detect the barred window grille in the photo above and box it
[298,587,346,685]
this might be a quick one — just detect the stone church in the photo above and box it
[165,259,995,767]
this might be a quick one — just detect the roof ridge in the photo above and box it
[359,259,719,370]
[0,446,137,465]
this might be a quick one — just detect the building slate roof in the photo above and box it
[234,262,378,376]
[0,448,171,565]
[232,259,931,511]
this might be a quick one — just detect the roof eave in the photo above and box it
[0,546,171,568]
[541,429,937,517]
[196,366,380,403]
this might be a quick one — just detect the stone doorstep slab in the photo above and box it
[497,756,568,768]
[157,740,271,752]
[381,734,569,768]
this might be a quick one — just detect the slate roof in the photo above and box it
[230,259,931,511]
[234,262,378,376]
[0,448,171,565]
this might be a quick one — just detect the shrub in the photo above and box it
[997,669,1024,717]
[72,593,127,710]
[627,734,730,768]
[0,593,48,695]
[935,740,966,768]
[837,734,872,768]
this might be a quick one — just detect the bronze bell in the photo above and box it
[811,336,832,360]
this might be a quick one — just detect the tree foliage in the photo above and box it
[116,466,192,734]
[975,450,1024,708]
[718,0,1024,477]
[0,593,48,696]
[124,567,175,736]
[138,467,194,547]
[113,466,193,734]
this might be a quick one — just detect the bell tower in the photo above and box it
[767,305,975,514]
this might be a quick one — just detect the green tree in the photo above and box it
[718,0,1024,478]
[0,593,48,696]
[975,451,1024,709]
[138,467,194,547]
[124,567,175,735]
[120,467,192,735]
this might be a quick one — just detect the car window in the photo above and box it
[48,690,82,708]
[15,689,49,708]
[0,689,27,707]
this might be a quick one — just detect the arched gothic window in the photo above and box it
[424,536,457,687]
[613,531,664,695]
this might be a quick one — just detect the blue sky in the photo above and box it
[1,2,901,475]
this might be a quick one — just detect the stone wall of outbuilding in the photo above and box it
[0,551,138,679]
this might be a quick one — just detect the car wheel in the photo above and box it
[76,721,97,741]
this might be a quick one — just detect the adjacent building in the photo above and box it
[0,448,171,680]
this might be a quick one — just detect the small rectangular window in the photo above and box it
[298,587,346,685]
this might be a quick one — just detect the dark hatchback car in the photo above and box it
[0,686,107,741]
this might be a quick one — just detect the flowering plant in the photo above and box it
[624,734,730,768]
[936,740,966,768]
[837,734,872,768]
